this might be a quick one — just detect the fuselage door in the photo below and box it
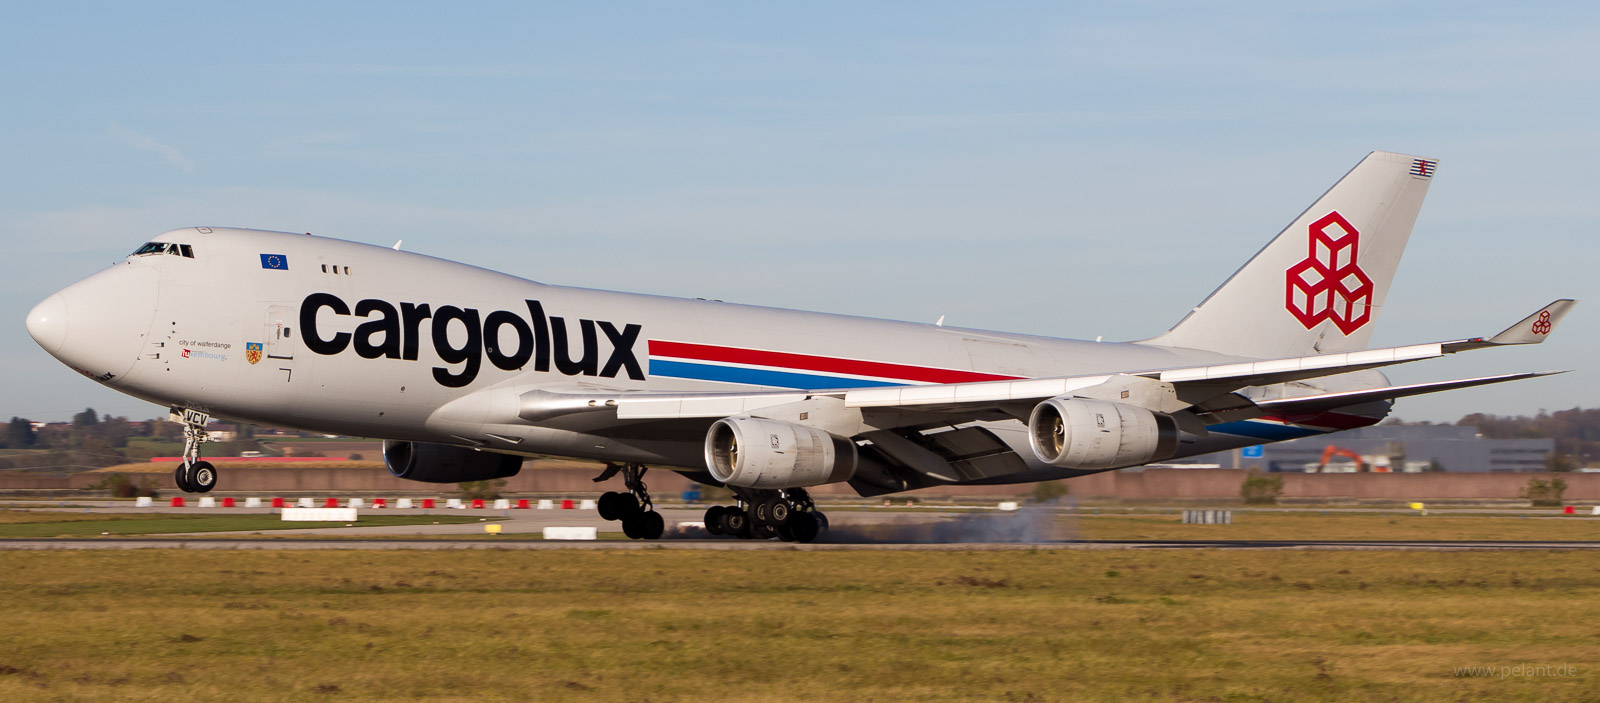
[265,304,298,379]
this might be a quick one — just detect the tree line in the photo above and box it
[0,409,262,472]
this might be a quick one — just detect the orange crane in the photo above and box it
[1315,445,1367,473]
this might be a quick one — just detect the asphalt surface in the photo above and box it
[6,501,1599,550]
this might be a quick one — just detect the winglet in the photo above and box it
[1488,299,1576,345]
[1440,299,1577,353]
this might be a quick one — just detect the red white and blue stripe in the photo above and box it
[648,340,1022,390]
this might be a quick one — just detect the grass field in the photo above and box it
[0,549,1594,702]
[1073,512,1600,542]
[125,437,184,454]
[0,511,485,538]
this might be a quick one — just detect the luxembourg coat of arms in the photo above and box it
[245,342,263,365]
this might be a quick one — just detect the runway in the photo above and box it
[3,537,1598,551]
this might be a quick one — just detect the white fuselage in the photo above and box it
[29,227,1383,476]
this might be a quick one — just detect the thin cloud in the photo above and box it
[108,122,196,173]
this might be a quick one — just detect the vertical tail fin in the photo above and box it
[1142,151,1437,359]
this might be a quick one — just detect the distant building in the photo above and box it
[1179,424,1553,473]
[255,426,298,437]
[205,423,239,441]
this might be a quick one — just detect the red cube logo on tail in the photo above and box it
[1285,211,1373,335]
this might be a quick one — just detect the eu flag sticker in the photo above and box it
[260,254,289,270]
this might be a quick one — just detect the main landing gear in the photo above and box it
[170,408,217,494]
[594,463,665,540]
[703,488,827,543]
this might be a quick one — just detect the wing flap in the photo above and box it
[1155,343,1443,384]
[1257,372,1565,414]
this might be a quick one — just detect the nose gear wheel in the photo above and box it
[170,408,218,494]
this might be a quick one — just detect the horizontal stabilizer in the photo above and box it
[1256,371,1567,414]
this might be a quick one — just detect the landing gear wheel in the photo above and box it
[764,497,791,526]
[597,491,626,521]
[640,511,665,540]
[750,510,778,540]
[594,463,651,518]
[188,461,217,493]
[720,509,747,537]
[173,465,193,493]
[614,493,640,517]
[704,506,726,535]
[623,511,666,540]
[170,407,215,494]
[599,491,640,519]
[788,512,821,543]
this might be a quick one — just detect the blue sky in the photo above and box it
[3,2,1595,423]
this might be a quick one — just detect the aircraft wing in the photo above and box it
[1252,371,1566,415]
[602,299,1574,422]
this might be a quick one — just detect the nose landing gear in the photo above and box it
[170,408,217,494]
[593,463,665,540]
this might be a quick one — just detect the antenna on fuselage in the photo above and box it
[393,240,403,251]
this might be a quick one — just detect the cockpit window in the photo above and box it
[130,242,195,258]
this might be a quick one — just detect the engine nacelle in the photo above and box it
[704,416,857,489]
[383,440,523,484]
[1027,398,1179,469]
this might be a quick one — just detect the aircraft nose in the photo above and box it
[28,264,159,384]
[26,294,68,354]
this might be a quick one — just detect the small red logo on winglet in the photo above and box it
[1532,310,1552,335]
[1285,211,1372,335]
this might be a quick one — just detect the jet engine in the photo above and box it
[1027,397,1180,469]
[382,440,523,484]
[704,416,857,489]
